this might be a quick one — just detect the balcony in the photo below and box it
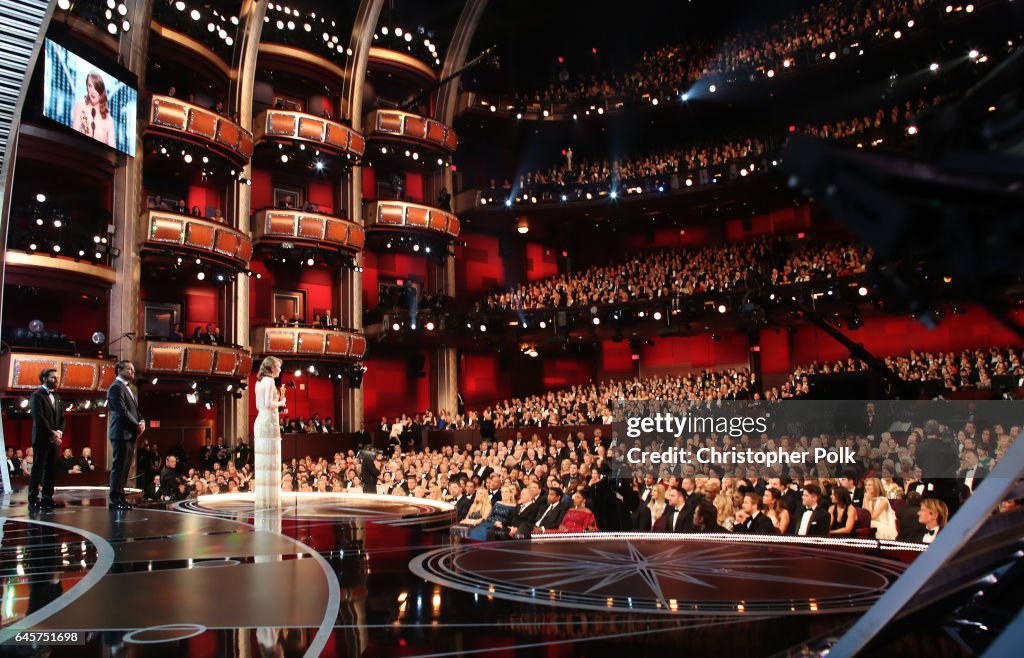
[141,340,253,380]
[251,207,365,255]
[141,210,254,271]
[253,109,365,160]
[0,352,117,394]
[145,95,253,168]
[364,200,461,240]
[368,47,438,87]
[365,109,457,154]
[5,250,115,286]
[251,326,367,360]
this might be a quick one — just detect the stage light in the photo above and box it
[652,311,663,321]
[392,322,401,331]
[183,153,193,163]
[216,274,224,282]
[597,107,604,115]
[95,252,102,259]
[425,321,435,331]
[53,245,61,253]
[191,9,200,20]
[515,112,522,120]
[404,32,412,42]
[969,49,979,59]
[412,152,419,160]
[907,126,918,135]
[740,168,748,177]
[930,62,939,71]
[946,4,953,11]
[893,30,902,39]
[35,193,46,203]
[479,324,487,332]
[592,317,600,325]
[681,92,690,102]
[610,191,618,199]
[709,84,717,93]
[196,271,206,281]
[380,146,388,154]
[966,4,974,12]
[504,199,512,207]
[19,399,28,408]
[651,98,659,106]
[306,257,314,266]
[29,243,37,251]
[490,105,497,113]
[561,194,568,201]
[539,321,547,329]
[58,0,72,8]
[437,158,444,166]
[202,156,209,164]
[294,369,302,377]
[35,218,43,226]
[78,250,85,257]
[174,1,184,10]
[204,401,213,410]
[281,154,289,163]
[516,218,530,234]
[717,304,727,314]
[685,179,693,187]
[828,51,837,60]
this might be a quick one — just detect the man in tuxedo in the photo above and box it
[498,488,542,539]
[735,493,778,534]
[360,451,382,494]
[472,457,493,481]
[6,447,20,479]
[660,487,691,533]
[107,360,145,510]
[321,309,333,328]
[916,420,960,514]
[159,455,179,500]
[450,481,472,521]
[353,421,372,449]
[838,473,864,508]
[792,483,830,536]
[77,447,96,473]
[57,448,80,474]
[534,488,567,534]
[897,491,927,542]
[485,473,502,506]
[232,439,251,468]
[638,475,656,504]
[28,368,65,510]
[958,449,988,495]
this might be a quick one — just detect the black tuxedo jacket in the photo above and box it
[736,512,778,534]
[30,387,65,446]
[487,489,502,506]
[454,495,473,521]
[791,505,831,536]
[107,380,142,442]
[959,466,989,492]
[508,500,542,533]
[474,464,493,480]
[534,502,567,531]
[662,506,691,533]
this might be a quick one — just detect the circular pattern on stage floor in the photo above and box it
[179,492,455,529]
[410,533,908,616]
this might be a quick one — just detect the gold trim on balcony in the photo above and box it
[257,43,347,82]
[251,208,365,253]
[145,94,253,167]
[252,326,367,360]
[5,250,116,285]
[364,200,461,239]
[0,352,117,393]
[365,109,458,153]
[150,22,232,79]
[142,340,253,378]
[253,109,365,158]
[141,210,254,269]
[368,47,437,84]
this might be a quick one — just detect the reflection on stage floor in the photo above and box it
[0,487,965,657]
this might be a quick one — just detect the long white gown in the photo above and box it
[253,376,282,508]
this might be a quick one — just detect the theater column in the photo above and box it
[224,0,266,446]
[107,0,155,475]
[337,0,384,432]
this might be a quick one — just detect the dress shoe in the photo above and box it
[116,501,133,510]
[27,499,41,511]
[40,500,65,509]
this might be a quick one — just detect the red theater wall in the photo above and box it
[361,251,431,308]
[362,353,431,421]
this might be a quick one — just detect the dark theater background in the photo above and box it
[0,0,1022,656]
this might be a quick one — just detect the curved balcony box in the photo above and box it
[251,208,364,253]
[5,250,116,286]
[368,47,438,87]
[142,210,253,270]
[146,95,254,168]
[142,341,253,379]
[365,109,458,154]
[254,109,365,159]
[0,353,117,393]
[252,327,367,360]
[365,200,460,239]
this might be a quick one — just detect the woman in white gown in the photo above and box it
[254,356,287,508]
[863,477,898,540]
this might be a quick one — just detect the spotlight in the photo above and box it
[190,9,200,20]
[183,153,193,163]
[516,112,522,120]
[592,317,600,325]
[306,257,314,266]
[709,84,717,93]
[425,321,435,331]
[204,402,213,410]
[539,321,547,329]
[19,399,28,408]
[197,271,206,280]
[504,199,512,207]
[281,154,289,163]
[653,311,662,321]
[29,243,37,250]
[479,324,487,332]
[392,322,401,331]
[53,245,61,253]
[191,381,198,390]
[969,49,979,60]
[717,304,727,314]
[314,160,324,171]
[187,393,198,404]
[929,62,939,71]
[685,179,693,187]
[610,191,618,199]
[766,69,775,78]
[308,365,316,373]
[294,369,302,377]
[413,243,420,252]
[35,193,46,203]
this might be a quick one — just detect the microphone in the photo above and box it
[91,108,96,118]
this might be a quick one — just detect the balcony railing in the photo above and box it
[145,94,253,167]
[364,200,461,239]
[141,210,253,270]
[365,109,458,153]
[5,250,116,286]
[141,340,253,379]
[251,208,364,253]
[0,352,117,393]
[253,109,365,159]
[252,326,367,360]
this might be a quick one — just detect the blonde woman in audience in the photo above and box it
[863,478,898,540]
[459,489,493,529]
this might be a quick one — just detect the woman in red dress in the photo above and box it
[557,492,600,532]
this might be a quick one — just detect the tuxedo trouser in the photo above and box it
[28,440,58,501]
[109,439,136,500]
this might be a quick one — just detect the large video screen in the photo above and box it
[42,39,137,156]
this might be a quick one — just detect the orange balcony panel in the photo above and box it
[61,361,99,391]
[296,331,326,354]
[13,357,59,388]
[297,215,326,239]
[149,345,185,372]
[151,216,185,243]
[324,220,348,244]
[188,109,218,140]
[268,112,297,136]
[446,216,461,236]
[213,350,238,375]
[298,116,325,141]
[237,354,253,376]
[266,212,297,236]
[443,129,458,151]
[426,121,446,145]
[405,206,429,228]
[404,115,427,139]
[347,225,365,249]
[349,335,367,358]
[152,98,187,130]
[377,112,403,134]
[325,333,351,355]
[348,132,365,156]
[427,210,448,232]
[264,330,296,353]
[238,132,254,158]
[216,120,241,150]
[214,230,240,257]
[99,364,117,389]
[184,348,214,374]
[324,123,350,150]
[184,222,215,250]
[237,239,253,261]
[378,204,404,226]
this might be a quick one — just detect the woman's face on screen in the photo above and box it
[87,77,99,103]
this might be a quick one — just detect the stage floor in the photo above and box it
[0,487,952,657]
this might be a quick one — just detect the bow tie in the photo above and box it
[927,528,938,536]
[805,507,814,512]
